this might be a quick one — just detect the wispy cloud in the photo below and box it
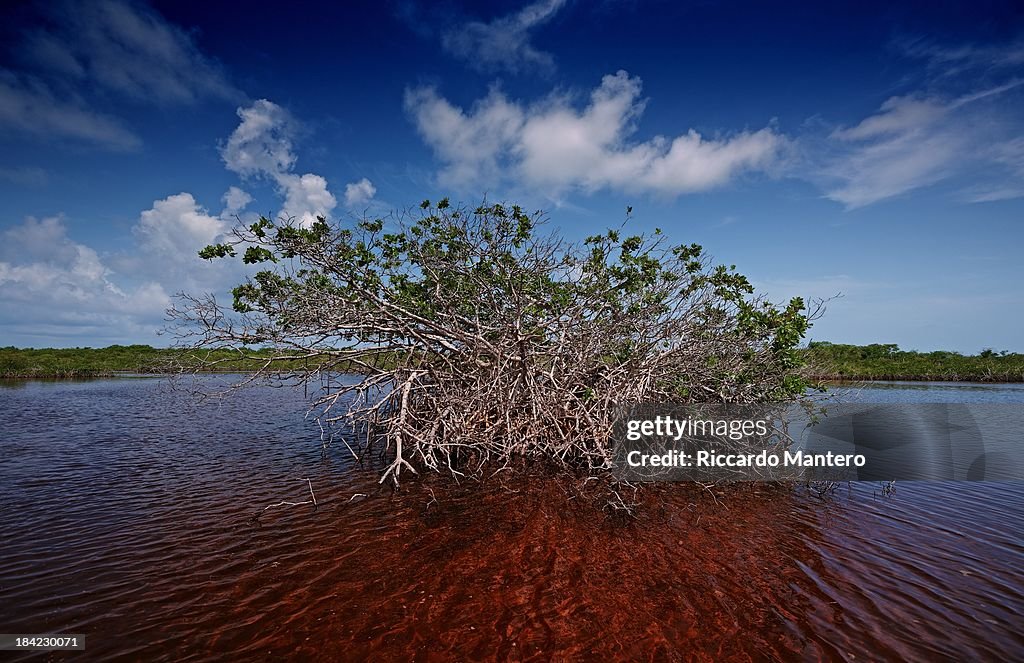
[0,71,142,150]
[19,0,239,104]
[816,38,1024,208]
[897,36,1024,81]
[0,0,239,150]
[821,94,964,208]
[441,0,567,74]
[406,70,784,197]
[0,165,48,187]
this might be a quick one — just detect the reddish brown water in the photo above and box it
[1,378,1022,661]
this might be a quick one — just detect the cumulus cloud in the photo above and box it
[442,0,567,74]
[406,70,783,196]
[1,188,255,346]
[124,189,264,292]
[221,99,337,225]
[344,178,377,207]
[220,100,297,178]
[221,186,252,215]
[278,173,338,226]
[0,216,171,345]
[405,85,524,188]
[134,192,229,259]
[0,90,351,344]
[0,215,76,264]
[1,93,345,344]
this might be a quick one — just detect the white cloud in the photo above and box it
[961,185,1024,203]
[118,190,253,301]
[0,89,347,345]
[406,70,783,197]
[135,192,229,259]
[442,0,566,74]
[221,186,252,215]
[344,178,377,207]
[967,137,1024,202]
[405,85,524,188]
[5,96,343,346]
[814,37,1024,208]
[278,173,338,226]
[0,215,78,264]
[821,83,1024,208]
[830,96,946,142]
[822,95,961,208]
[221,100,297,178]
[221,99,337,226]
[0,216,171,344]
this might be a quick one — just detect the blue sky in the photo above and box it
[0,0,1022,351]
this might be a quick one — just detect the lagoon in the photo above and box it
[0,377,1021,659]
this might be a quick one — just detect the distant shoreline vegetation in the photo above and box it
[803,342,1024,383]
[0,345,298,379]
[1,342,1022,382]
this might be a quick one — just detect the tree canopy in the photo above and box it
[177,200,814,496]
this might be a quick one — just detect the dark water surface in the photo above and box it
[0,378,1021,661]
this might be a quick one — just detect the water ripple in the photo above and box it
[0,377,1021,660]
